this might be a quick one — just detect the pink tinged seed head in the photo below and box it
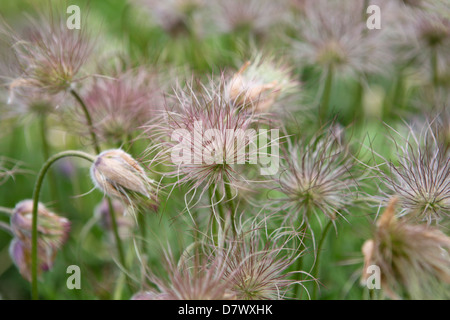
[83,66,163,144]
[226,56,299,113]
[148,77,267,202]
[290,0,392,77]
[144,246,236,300]
[221,232,299,300]
[362,197,450,299]
[4,7,93,97]
[273,127,359,230]
[377,123,450,225]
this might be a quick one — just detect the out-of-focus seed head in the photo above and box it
[5,86,61,119]
[132,0,204,36]
[2,6,93,97]
[361,197,450,299]
[206,0,289,37]
[90,149,158,209]
[290,0,390,77]
[11,200,70,250]
[82,66,163,144]
[381,0,450,76]
[226,55,299,113]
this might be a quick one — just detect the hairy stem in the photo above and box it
[312,220,333,300]
[71,89,131,293]
[223,181,237,237]
[31,150,96,300]
[70,89,101,154]
[39,115,59,206]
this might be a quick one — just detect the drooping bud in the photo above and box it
[11,200,70,250]
[90,149,157,208]
[9,238,56,282]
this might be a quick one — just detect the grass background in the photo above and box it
[0,0,431,300]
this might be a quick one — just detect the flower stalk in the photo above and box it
[31,150,95,299]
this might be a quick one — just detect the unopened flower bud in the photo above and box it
[90,149,157,208]
[9,238,56,282]
[11,200,70,250]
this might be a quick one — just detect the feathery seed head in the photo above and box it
[220,231,300,300]
[272,127,359,229]
[83,67,163,144]
[2,7,93,96]
[377,124,450,225]
[227,56,299,113]
[362,197,450,299]
[143,246,236,300]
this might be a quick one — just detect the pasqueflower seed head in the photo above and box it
[362,198,450,299]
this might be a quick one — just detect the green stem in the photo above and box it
[431,48,439,87]
[352,81,364,123]
[71,89,131,293]
[294,254,303,299]
[312,220,333,300]
[31,150,96,300]
[39,115,59,206]
[137,211,147,255]
[319,66,334,124]
[223,181,237,237]
[70,89,101,154]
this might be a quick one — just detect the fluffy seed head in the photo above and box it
[141,246,236,300]
[362,198,450,299]
[290,0,390,76]
[2,7,93,96]
[132,0,204,36]
[206,0,289,37]
[226,56,299,113]
[376,123,450,225]
[82,66,163,144]
[148,77,268,205]
[272,126,359,230]
[220,231,300,300]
